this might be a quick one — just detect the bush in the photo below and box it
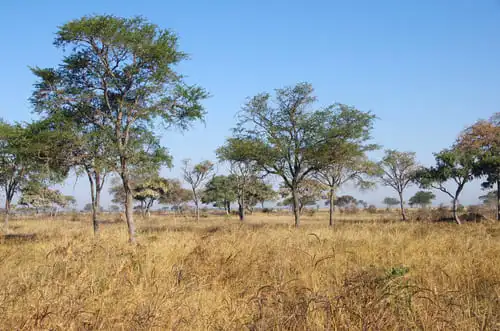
[366,205,377,214]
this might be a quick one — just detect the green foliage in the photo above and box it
[227,82,374,226]
[377,150,419,220]
[479,191,497,209]
[0,120,68,223]
[201,175,237,210]
[387,266,410,278]
[409,191,436,208]
[31,14,208,240]
[383,197,400,208]
[159,179,192,210]
[19,182,74,214]
[334,195,359,208]
[415,147,477,224]
[279,179,325,212]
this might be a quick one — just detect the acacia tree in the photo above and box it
[182,159,214,221]
[231,83,374,226]
[377,150,419,221]
[133,177,169,218]
[0,122,31,227]
[316,156,378,226]
[457,113,499,220]
[201,175,236,214]
[383,197,400,209]
[0,120,68,227]
[279,179,325,213]
[245,179,276,211]
[409,191,436,208]
[313,104,378,226]
[216,138,262,220]
[19,182,74,216]
[415,148,476,224]
[31,15,207,242]
[159,178,191,213]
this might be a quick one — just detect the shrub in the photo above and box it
[366,205,378,214]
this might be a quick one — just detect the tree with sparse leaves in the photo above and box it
[182,159,214,221]
[31,15,208,242]
[279,179,325,213]
[377,150,419,221]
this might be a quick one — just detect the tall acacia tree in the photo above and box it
[231,83,375,226]
[31,15,208,242]
[457,113,499,220]
[313,104,378,226]
[377,150,419,221]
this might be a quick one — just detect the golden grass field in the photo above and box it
[1,211,499,330]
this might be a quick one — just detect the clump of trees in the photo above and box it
[409,191,436,208]
[2,14,499,240]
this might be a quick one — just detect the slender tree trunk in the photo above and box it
[329,187,335,227]
[4,198,11,228]
[194,197,200,221]
[227,201,231,214]
[88,171,99,235]
[292,188,301,227]
[121,170,136,243]
[398,191,407,221]
[94,182,101,234]
[238,200,245,221]
[452,198,462,225]
[497,180,499,221]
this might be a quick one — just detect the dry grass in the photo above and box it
[0,212,499,330]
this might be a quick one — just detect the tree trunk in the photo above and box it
[88,171,99,235]
[238,200,245,221]
[121,172,136,243]
[94,181,101,234]
[452,198,462,225]
[227,201,231,214]
[329,187,335,227]
[292,188,301,227]
[398,191,407,221]
[4,198,11,228]
[194,198,200,221]
[497,180,499,221]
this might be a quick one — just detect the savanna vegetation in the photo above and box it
[0,14,499,330]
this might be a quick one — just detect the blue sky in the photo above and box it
[1,0,499,208]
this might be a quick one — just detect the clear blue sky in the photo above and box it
[1,0,499,208]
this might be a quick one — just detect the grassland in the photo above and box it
[0,212,499,330]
